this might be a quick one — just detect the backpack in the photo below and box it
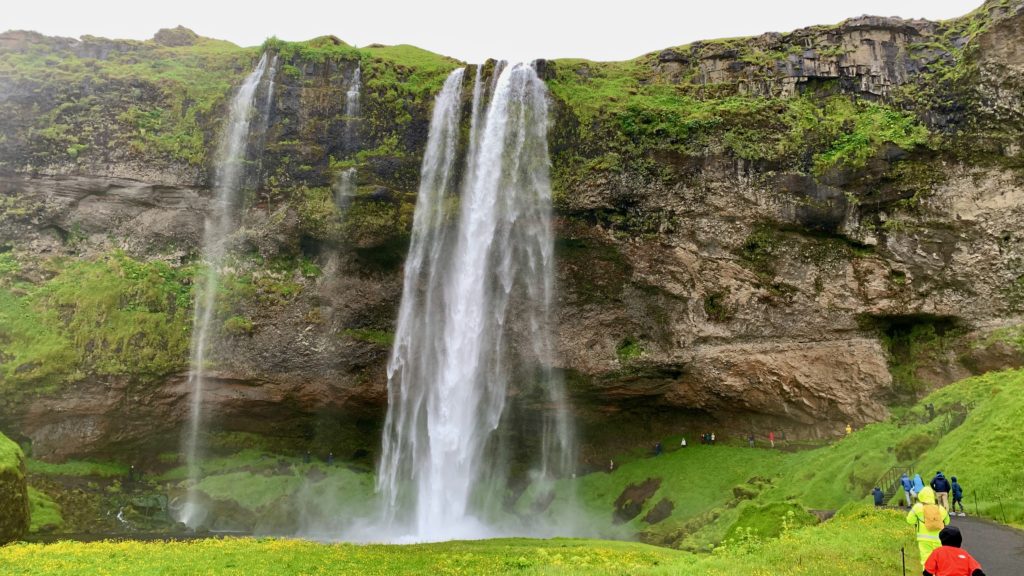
[922,504,944,531]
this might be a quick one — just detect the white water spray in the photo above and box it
[376,63,572,541]
[179,53,273,529]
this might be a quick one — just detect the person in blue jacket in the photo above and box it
[872,486,885,507]
[950,476,965,516]
[901,473,914,507]
[931,471,952,510]
[912,473,926,502]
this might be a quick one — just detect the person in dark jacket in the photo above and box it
[931,471,951,510]
[950,476,965,516]
[923,526,985,576]
[872,486,885,507]
[901,473,914,507]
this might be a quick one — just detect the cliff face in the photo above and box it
[1,2,1023,465]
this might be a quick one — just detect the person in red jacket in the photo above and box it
[924,526,985,576]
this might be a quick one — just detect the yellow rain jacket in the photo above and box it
[905,486,950,567]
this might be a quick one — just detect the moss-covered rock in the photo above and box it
[0,432,29,543]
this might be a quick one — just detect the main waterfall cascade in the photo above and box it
[178,53,275,529]
[376,62,574,541]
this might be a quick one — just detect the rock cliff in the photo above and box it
[1,0,1023,466]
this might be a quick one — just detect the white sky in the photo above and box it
[7,0,983,63]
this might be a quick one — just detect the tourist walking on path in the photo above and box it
[901,473,914,507]
[951,476,966,516]
[907,486,951,568]
[710,432,716,445]
[872,486,885,507]
[845,423,853,435]
[768,431,775,448]
[932,471,952,510]
[923,526,986,576]
[747,433,755,448]
[680,437,687,448]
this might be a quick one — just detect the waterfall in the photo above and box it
[377,62,573,541]
[336,63,362,214]
[343,64,361,153]
[178,53,273,529]
[333,167,357,212]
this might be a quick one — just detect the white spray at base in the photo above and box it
[177,53,273,529]
[370,63,574,542]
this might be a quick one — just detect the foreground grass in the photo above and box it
[0,506,912,576]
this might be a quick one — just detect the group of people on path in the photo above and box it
[900,471,966,516]
[903,471,984,574]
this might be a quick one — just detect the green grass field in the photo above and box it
[0,505,910,575]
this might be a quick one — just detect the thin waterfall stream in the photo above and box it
[178,54,274,529]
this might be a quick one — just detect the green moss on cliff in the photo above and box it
[0,431,29,543]
[548,59,931,188]
[27,486,63,533]
[0,34,254,167]
[0,252,192,397]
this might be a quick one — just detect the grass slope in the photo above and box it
[536,367,1024,552]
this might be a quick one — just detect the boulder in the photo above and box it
[0,432,29,544]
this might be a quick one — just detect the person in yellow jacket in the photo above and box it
[906,486,951,567]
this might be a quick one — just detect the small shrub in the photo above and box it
[616,337,645,363]
[223,315,255,336]
[895,433,936,462]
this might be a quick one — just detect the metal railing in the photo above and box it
[874,465,915,503]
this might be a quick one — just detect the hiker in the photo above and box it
[748,433,755,448]
[710,432,716,445]
[923,525,986,576]
[303,450,311,464]
[950,476,965,517]
[931,471,951,510]
[680,437,687,448]
[912,473,926,501]
[872,486,885,507]
[901,473,914,507]
[609,459,614,472]
[654,442,663,456]
[768,431,775,448]
[906,486,951,569]
[845,423,853,435]
[327,452,334,465]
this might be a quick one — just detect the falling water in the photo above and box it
[333,167,357,212]
[377,63,572,541]
[343,64,361,153]
[335,63,362,214]
[178,53,273,529]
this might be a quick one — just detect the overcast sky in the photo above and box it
[7,0,983,63]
